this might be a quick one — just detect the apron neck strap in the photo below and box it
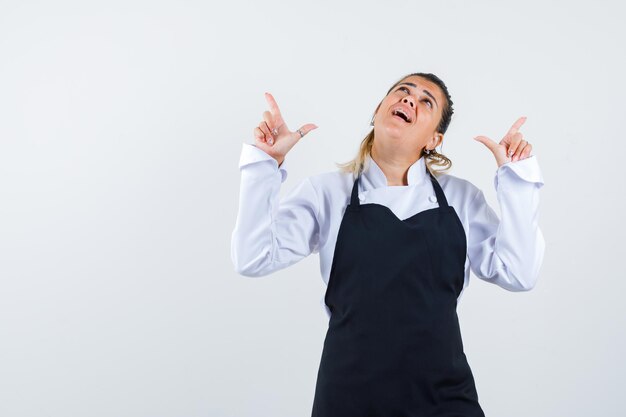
[350,173,361,210]
[426,165,449,208]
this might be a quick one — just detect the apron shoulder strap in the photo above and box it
[350,173,361,211]
[426,165,450,208]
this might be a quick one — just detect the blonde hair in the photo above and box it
[335,73,454,179]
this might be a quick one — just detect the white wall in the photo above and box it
[0,0,624,416]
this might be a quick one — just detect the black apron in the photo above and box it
[311,164,485,416]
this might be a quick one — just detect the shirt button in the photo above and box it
[429,195,437,203]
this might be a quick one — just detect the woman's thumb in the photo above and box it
[295,123,319,139]
[473,135,497,152]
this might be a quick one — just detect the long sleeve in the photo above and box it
[467,155,545,291]
[230,143,321,277]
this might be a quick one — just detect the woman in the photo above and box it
[231,72,545,416]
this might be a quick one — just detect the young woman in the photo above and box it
[231,72,545,416]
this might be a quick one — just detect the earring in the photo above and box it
[424,148,431,155]
[370,117,375,126]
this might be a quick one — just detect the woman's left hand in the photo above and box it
[473,116,533,167]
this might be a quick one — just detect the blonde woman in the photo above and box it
[231,72,545,416]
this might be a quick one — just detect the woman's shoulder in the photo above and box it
[307,168,353,192]
[300,169,352,235]
[435,172,482,206]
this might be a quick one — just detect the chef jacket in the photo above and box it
[231,142,545,320]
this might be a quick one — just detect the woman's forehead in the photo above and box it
[390,76,444,105]
[400,75,433,86]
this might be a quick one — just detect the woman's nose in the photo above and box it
[402,96,415,108]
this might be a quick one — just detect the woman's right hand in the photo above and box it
[253,92,318,166]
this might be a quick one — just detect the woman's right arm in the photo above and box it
[231,93,319,277]
[230,143,321,277]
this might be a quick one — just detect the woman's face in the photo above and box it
[373,75,445,155]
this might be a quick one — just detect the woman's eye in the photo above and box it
[397,87,432,108]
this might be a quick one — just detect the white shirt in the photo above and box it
[231,142,545,320]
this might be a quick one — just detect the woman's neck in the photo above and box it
[370,146,418,186]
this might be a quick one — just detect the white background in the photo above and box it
[1,0,624,416]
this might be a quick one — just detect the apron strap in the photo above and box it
[426,164,449,208]
[350,173,361,211]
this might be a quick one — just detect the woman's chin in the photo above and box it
[378,123,407,139]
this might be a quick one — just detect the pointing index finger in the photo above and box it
[264,92,283,119]
[507,116,527,136]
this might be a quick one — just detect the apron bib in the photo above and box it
[311,163,485,416]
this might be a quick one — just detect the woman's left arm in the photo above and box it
[469,116,545,290]
[466,156,545,291]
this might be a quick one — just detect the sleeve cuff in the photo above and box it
[494,155,544,191]
[238,142,288,183]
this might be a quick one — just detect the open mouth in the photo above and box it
[391,107,412,123]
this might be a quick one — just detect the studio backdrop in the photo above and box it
[0,1,624,416]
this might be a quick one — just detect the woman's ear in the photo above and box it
[432,134,443,149]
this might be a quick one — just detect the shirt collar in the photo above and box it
[360,154,428,189]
